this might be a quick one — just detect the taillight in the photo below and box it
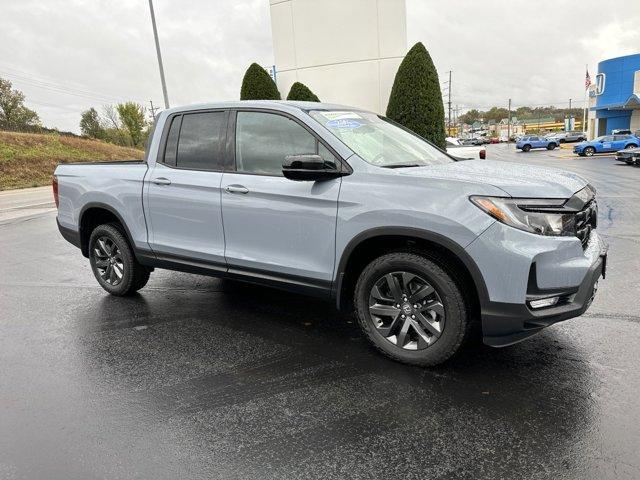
[479,149,486,159]
[52,175,59,208]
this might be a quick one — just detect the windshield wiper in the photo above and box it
[382,163,424,169]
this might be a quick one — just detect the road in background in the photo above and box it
[1,145,639,479]
[0,186,55,224]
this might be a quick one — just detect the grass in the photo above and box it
[0,131,144,190]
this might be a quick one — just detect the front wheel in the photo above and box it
[625,144,638,149]
[354,252,470,366]
[522,144,531,152]
[547,143,557,150]
[584,146,595,157]
[89,223,151,296]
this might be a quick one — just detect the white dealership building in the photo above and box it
[268,0,407,114]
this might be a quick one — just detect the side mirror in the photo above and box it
[282,154,344,181]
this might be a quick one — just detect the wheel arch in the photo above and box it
[333,227,489,314]
[79,202,136,258]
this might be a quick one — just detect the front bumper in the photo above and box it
[481,246,606,346]
[466,221,608,347]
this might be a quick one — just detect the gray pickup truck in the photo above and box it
[54,101,607,366]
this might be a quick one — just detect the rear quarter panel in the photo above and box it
[54,162,150,250]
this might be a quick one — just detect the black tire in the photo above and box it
[88,223,150,296]
[522,144,531,152]
[547,143,557,150]
[584,146,595,157]
[353,252,470,367]
[559,139,566,143]
[625,144,638,149]
[578,153,586,157]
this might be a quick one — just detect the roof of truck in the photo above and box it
[163,100,368,115]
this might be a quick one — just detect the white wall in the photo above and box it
[269,0,407,114]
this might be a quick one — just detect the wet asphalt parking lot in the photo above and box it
[1,143,639,479]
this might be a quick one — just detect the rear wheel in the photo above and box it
[89,223,150,296]
[584,146,595,157]
[354,252,470,366]
[522,144,531,152]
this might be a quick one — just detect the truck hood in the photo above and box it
[396,160,588,198]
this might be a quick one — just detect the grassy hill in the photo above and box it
[0,131,144,190]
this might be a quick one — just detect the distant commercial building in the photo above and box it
[268,0,407,114]
[587,53,640,138]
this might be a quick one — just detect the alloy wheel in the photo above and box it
[368,271,445,350]
[93,236,124,286]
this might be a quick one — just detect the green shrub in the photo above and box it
[286,82,320,102]
[386,42,446,149]
[240,63,281,100]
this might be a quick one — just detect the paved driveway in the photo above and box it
[1,145,639,479]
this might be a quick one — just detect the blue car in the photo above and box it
[515,135,558,152]
[573,134,639,157]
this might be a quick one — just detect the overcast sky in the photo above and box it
[2,0,639,132]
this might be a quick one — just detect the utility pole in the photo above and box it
[149,100,160,121]
[148,0,170,109]
[447,71,452,137]
[507,98,511,143]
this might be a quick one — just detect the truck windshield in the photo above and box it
[309,110,453,167]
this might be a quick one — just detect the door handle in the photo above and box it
[152,177,171,186]
[225,185,249,194]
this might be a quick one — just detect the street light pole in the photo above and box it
[148,0,169,109]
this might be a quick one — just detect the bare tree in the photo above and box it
[102,104,120,129]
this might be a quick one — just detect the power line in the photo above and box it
[0,66,147,104]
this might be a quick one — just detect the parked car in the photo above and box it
[54,101,607,367]
[489,137,500,144]
[446,137,486,159]
[573,134,639,156]
[516,135,558,152]
[615,147,640,166]
[551,131,587,143]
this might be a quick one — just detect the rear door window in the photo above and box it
[175,111,227,171]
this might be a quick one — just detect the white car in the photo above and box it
[446,137,486,159]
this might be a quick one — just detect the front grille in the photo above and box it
[574,200,597,249]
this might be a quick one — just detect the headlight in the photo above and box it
[470,196,576,236]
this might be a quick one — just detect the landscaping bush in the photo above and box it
[386,42,446,149]
[240,63,281,100]
[286,82,320,102]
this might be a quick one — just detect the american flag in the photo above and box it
[585,68,591,90]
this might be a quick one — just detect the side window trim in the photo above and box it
[229,108,349,176]
[156,109,230,172]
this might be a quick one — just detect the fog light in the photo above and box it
[528,296,559,309]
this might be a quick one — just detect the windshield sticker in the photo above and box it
[318,111,363,121]
[326,119,362,129]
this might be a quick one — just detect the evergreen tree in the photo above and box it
[240,63,281,100]
[79,107,105,139]
[286,82,320,102]
[386,42,446,149]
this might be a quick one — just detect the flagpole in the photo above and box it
[583,64,588,137]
